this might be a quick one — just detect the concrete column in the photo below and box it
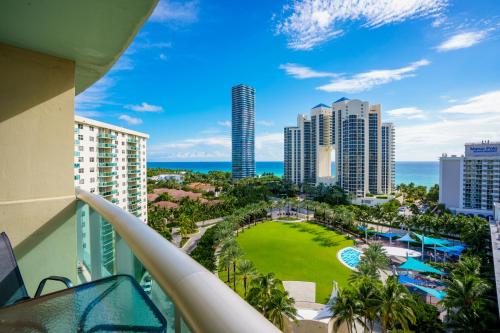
[0,43,76,294]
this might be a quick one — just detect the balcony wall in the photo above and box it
[0,43,77,294]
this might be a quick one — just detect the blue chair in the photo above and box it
[0,232,72,307]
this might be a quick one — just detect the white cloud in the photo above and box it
[441,90,500,115]
[437,30,488,52]
[75,111,103,118]
[119,115,143,125]
[257,120,275,127]
[279,63,337,79]
[111,56,134,71]
[217,120,231,127]
[396,90,500,160]
[387,107,427,119]
[150,0,199,24]
[159,53,168,61]
[317,59,430,93]
[276,0,447,50]
[125,102,164,113]
[76,77,115,111]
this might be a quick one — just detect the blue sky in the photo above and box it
[76,0,500,162]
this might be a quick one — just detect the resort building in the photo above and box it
[74,116,148,223]
[284,98,395,197]
[440,141,500,217]
[232,84,256,180]
[0,2,277,332]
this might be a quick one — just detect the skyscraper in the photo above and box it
[283,98,395,197]
[232,84,255,179]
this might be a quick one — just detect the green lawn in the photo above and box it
[235,221,354,303]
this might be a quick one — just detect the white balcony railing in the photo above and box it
[75,189,279,333]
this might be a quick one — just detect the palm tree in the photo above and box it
[267,289,297,330]
[246,272,281,314]
[352,277,381,333]
[362,243,389,277]
[219,237,241,287]
[237,260,256,297]
[331,288,364,333]
[374,276,416,333]
[442,273,491,332]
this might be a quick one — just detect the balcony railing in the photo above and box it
[75,189,278,333]
[99,171,117,177]
[97,143,117,149]
[97,133,117,140]
[98,162,117,168]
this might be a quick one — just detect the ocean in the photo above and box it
[147,161,439,188]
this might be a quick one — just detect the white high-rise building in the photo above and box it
[74,116,149,223]
[440,141,500,217]
[283,98,395,197]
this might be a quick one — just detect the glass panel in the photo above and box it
[76,200,187,333]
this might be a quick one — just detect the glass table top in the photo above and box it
[0,275,167,333]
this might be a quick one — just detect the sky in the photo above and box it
[76,0,500,162]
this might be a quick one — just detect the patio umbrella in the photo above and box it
[396,233,415,249]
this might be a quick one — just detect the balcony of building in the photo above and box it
[0,1,278,332]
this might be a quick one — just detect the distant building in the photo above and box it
[74,116,148,223]
[283,98,395,197]
[232,84,255,180]
[149,174,184,182]
[440,141,500,217]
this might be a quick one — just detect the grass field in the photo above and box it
[235,221,354,303]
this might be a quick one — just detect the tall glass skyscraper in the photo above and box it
[231,84,255,179]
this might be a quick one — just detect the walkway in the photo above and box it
[181,217,224,253]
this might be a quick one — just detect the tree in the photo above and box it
[219,237,241,286]
[237,260,256,297]
[267,289,297,330]
[331,288,364,333]
[352,277,381,333]
[374,276,416,333]
[460,217,489,256]
[406,294,444,333]
[246,272,281,313]
[443,273,492,332]
[361,243,389,277]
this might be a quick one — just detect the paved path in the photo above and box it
[181,217,224,253]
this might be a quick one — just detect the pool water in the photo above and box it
[339,247,362,270]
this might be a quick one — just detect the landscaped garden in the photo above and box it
[236,221,354,302]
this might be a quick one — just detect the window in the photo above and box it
[90,178,95,183]
[78,168,84,174]
[78,146,84,152]
[78,134,83,140]
[122,142,125,146]
[122,182,126,186]
[122,150,125,154]
[79,179,84,184]
[122,190,126,194]
[78,124,83,129]
[90,157,94,162]
[90,136,94,142]
[115,140,118,145]
[122,158,125,162]
[122,174,126,178]
[78,157,84,162]
[89,147,94,152]
[122,166,125,170]
[89,126,94,132]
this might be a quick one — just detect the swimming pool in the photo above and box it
[338,247,362,270]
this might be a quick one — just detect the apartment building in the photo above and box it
[284,97,395,197]
[74,116,148,223]
[440,141,500,217]
[232,84,256,180]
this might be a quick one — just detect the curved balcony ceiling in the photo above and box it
[0,0,158,94]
